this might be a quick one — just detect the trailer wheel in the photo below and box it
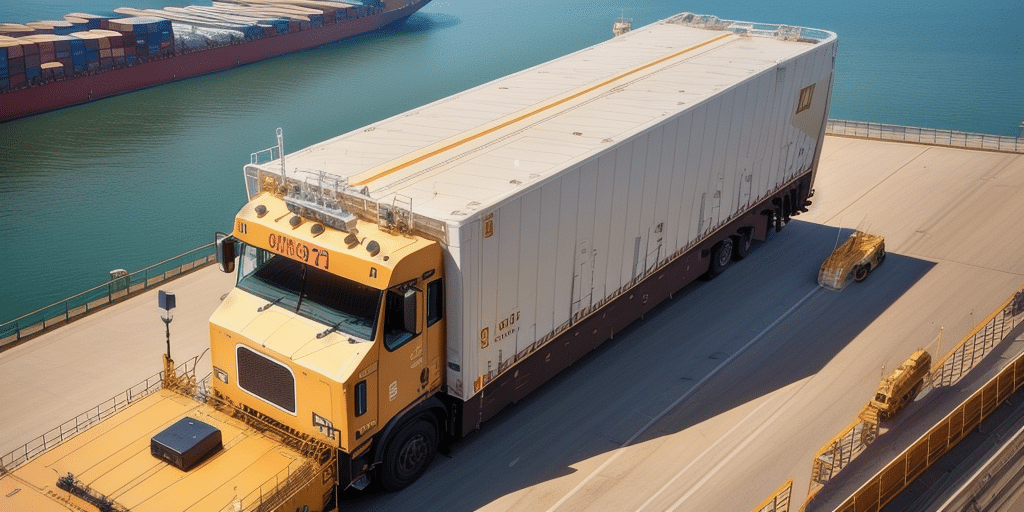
[732,230,753,261]
[380,418,438,492]
[708,238,734,278]
[854,264,870,282]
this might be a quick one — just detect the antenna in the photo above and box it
[277,127,287,183]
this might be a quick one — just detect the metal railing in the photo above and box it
[0,243,216,349]
[804,284,1024,504]
[0,355,205,476]
[826,119,1024,153]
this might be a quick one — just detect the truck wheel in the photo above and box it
[380,418,437,492]
[854,264,870,282]
[707,238,734,278]
[732,230,752,261]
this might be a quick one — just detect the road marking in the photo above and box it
[546,286,820,512]
[636,397,777,511]
[666,391,797,510]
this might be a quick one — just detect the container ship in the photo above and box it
[0,0,430,123]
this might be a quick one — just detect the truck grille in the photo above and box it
[236,345,296,414]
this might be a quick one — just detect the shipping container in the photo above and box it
[40,61,64,79]
[8,55,25,75]
[0,23,35,37]
[67,13,107,30]
[8,71,25,88]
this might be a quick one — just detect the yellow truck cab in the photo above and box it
[213,160,448,492]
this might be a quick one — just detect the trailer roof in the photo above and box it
[266,13,835,224]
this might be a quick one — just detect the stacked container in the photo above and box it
[69,31,101,72]
[26,20,76,36]
[107,17,174,62]
[69,36,86,72]
[66,13,107,30]
[1,40,25,88]
[0,40,9,89]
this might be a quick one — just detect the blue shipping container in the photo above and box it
[26,66,41,81]
[148,44,160,55]
[125,54,138,65]
[147,32,161,44]
[86,50,99,63]
[0,47,7,60]
[0,77,8,89]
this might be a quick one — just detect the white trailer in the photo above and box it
[268,13,835,402]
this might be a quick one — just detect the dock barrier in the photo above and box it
[0,243,215,351]
[798,284,1024,510]
[826,119,1023,154]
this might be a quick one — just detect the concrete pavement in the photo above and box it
[0,266,234,456]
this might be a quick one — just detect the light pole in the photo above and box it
[159,290,176,360]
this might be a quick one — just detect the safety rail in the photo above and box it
[231,458,321,512]
[804,284,1024,506]
[834,349,1024,511]
[0,243,216,350]
[0,355,205,476]
[932,290,1024,387]
[826,119,1024,153]
[754,479,793,512]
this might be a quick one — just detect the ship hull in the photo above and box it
[0,0,430,122]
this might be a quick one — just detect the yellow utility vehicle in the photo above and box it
[859,349,931,424]
[818,231,886,290]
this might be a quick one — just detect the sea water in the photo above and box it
[1,0,1022,322]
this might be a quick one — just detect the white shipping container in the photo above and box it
[248,13,838,402]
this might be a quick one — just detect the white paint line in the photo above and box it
[666,389,796,510]
[636,397,777,512]
[546,286,820,512]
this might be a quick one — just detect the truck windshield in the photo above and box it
[236,244,382,341]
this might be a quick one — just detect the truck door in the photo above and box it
[378,286,426,424]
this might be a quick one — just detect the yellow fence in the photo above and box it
[754,479,793,512]
[799,285,1024,509]
[834,351,1024,511]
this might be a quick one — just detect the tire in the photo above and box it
[707,238,734,278]
[732,231,753,261]
[854,264,870,282]
[379,418,438,492]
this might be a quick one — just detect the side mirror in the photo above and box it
[215,232,237,273]
[403,288,418,334]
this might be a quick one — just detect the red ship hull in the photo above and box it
[0,0,430,122]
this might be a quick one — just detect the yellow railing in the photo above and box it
[834,351,1024,511]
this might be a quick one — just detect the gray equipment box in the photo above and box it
[151,416,222,471]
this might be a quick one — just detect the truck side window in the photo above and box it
[383,290,416,351]
[427,279,443,326]
[354,381,367,417]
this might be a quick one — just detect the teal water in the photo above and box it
[1,0,1022,323]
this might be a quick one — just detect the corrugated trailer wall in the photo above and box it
[447,35,836,402]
